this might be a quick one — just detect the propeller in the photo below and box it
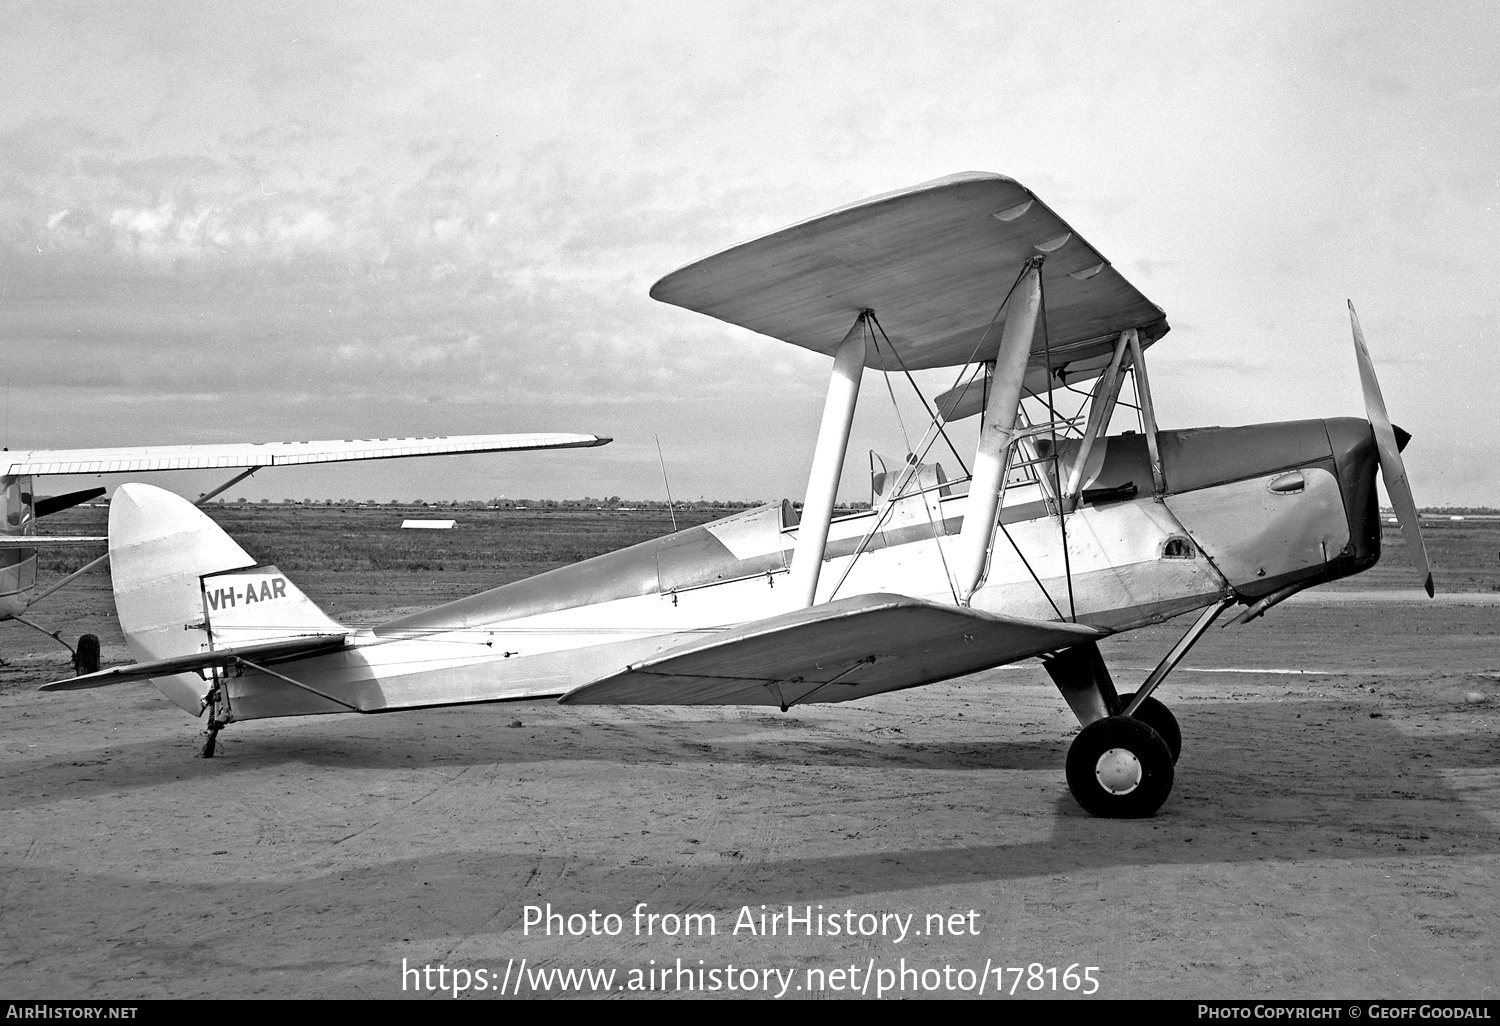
[1349,301,1434,597]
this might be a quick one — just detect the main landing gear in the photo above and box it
[73,633,100,676]
[1116,691,1181,762]
[1065,715,1174,818]
[12,615,100,675]
[1045,599,1229,818]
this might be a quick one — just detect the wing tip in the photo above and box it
[1424,574,1435,598]
[39,672,119,692]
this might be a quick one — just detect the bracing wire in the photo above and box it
[867,312,969,479]
[996,520,1065,621]
[866,318,914,459]
[1036,267,1077,622]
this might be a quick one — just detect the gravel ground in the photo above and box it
[1,595,1494,1000]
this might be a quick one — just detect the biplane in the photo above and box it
[4,432,609,670]
[47,173,1430,817]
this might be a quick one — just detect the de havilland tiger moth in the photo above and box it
[47,173,1433,817]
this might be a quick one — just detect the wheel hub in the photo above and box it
[1095,747,1142,795]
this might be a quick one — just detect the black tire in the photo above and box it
[1065,715,1175,818]
[73,634,100,676]
[1116,691,1181,763]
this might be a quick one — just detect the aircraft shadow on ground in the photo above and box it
[5,700,1496,887]
[1,729,1495,954]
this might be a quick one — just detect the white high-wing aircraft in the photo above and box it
[47,173,1431,817]
[3,432,610,671]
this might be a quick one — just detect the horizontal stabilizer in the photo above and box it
[41,633,350,691]
[0,536,106,549]
[560,593,1101,708]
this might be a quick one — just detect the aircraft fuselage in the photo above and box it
[186,417,1381,723]
[0,475,38,620]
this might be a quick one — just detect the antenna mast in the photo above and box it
[655,435,677,531]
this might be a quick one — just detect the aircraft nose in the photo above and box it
[1323,417,1382,569]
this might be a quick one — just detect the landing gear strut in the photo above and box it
[12,615,99,675]
[1052,598,1231,817]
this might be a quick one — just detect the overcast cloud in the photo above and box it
[1,1,1495,504]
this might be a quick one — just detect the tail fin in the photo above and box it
[109,484,344,714]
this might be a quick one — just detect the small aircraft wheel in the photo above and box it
[1116,691,1181,763]
[73,634,100,676]
[1065,715,1174,818]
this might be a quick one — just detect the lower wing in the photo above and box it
[561,593,1101,708]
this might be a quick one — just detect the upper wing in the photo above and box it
[650,172,1167,375]
[560,593,1101,707]
[2,433,610,476]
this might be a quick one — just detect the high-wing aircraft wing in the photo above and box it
[561,593,1101,708]
[41,633,351,691]
[650,172,1167,381]
[0,537,105,548]
[2,432,610,476]
[1,431,610,674]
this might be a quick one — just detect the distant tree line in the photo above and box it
[125,494,1500,515]
[201,496,883,512]
[220,496,779,509]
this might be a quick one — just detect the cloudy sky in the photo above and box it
[2,1,1495,505]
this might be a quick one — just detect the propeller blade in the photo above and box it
[1349,301,1433,597]
[33,487,106,518]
